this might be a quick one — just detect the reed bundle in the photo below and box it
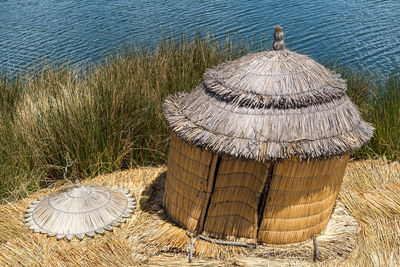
[202,156,270,244]
[258,154,349,244]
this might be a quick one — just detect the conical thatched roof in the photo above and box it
[24,183,136,241]
[163,26,374,161]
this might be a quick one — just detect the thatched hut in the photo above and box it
[162,26,374,245]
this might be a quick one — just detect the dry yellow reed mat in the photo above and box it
[202,157,269,243]
[1,159,400,266]
[258,154,349,244]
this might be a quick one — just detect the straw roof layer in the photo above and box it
[24,183,136,241]
[163,28,374,161]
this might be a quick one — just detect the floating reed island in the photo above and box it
[162,25,374,245]
[3,160,398,266]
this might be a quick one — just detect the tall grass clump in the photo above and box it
[330,65,376,159]
[367,73,400,160]
[0,34,250,202]
[0,34,399,202]
[331,65,400,160]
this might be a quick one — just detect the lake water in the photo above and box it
[1,0,400,75]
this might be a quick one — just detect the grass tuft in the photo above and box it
[0,34,250,201]
[0,34,399,201]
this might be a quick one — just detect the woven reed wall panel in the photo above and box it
[257,154,349,244]
[163,134,214,232]
[202,157,270,243]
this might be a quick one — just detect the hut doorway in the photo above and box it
[256,162,275,234]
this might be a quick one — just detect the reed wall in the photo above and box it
[163,134,214,232]
[163,136,350,244]
[202,157,270,244]
[257,154,349,244]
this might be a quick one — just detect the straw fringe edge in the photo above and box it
[203,74,347,109]
[163,94,374,161]
[24,184,136,241]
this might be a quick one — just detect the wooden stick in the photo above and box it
[198,235,256,248]
[313,236,320,261]
[189,236,194,263]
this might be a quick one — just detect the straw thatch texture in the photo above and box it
[163,49,374,162]
[163,134,215,232]
[24,183,135,241]
[164,88,373,162]
[202,157,269,243]
[204,50,345,109]
[258,154,349,244]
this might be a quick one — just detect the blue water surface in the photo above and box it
[1,0,399,75]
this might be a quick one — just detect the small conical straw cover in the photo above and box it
[24,183,136,241]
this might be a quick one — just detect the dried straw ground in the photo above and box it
[1,158,399,266]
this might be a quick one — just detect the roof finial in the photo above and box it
[273,25,285,51]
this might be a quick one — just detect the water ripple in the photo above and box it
[0,0,399,75]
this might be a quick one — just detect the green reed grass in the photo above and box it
[0,34,398,201]
[333,65,400,161]
[0,34,250,201]
[367,72,400,160]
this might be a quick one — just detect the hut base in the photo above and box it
[142,171,360,262]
